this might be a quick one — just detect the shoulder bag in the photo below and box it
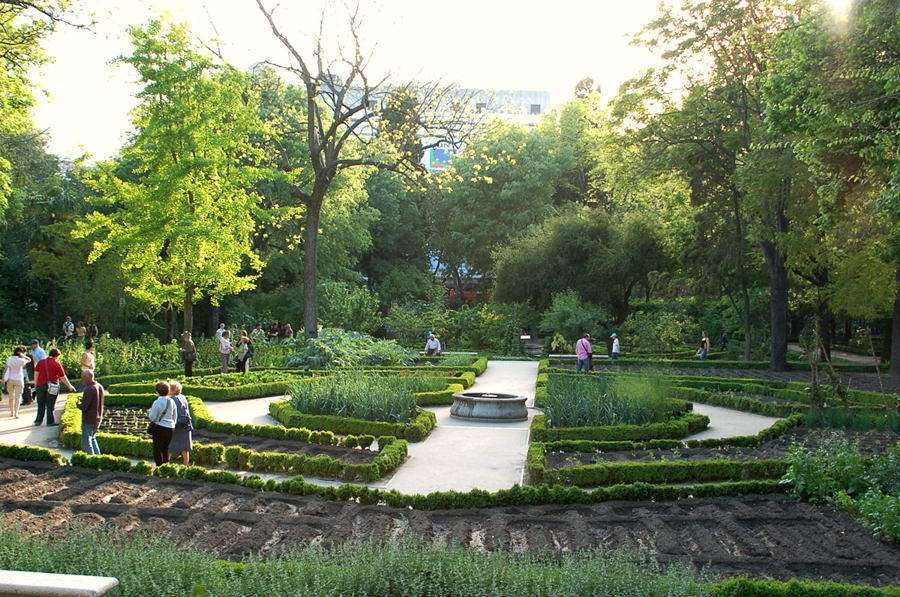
[44,359,60,396]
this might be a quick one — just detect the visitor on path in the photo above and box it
[698,331,710,360]
[283,323,294,339]
[575,334,592,374]
[181,331,197,377]
[719,332,729,352]
[33,348,75,426]
[3,346,31,418]
[23,340,46,406]
[234,330,252,373]
[214,323,226,340]
[218,330,233,374]
[147,381,176,465]
[610,333,620,360]
[424,333,442,356]
[62,316,74,342]
[89,322,99,339]
[268,321,280,341]
[77,370,104,455]
[75,321,87,342]
[167,380,192,466]
[81,340,96,375]
[250,323,266,344]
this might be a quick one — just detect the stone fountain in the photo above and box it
[450,391,528,422]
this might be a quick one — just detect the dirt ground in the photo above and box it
[546,427,899,467]
[2,458,898,586]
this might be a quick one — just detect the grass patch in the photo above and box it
[544,373,672,428]
[290,371,445,424]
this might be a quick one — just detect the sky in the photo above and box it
[32,0,664,161]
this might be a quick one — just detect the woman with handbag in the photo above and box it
[181,331,197,377]
[167,380,193,465]
[3,346,31,418]
[147,381,176,465]
[33,348,75,426]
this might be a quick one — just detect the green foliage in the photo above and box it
[531,411,709,443]
[543,373,672,428]
[0,524,715,597]
[270,399,437,442]
[284,327,414,369]
[289,371,442,423]
[318,281,383,335]
[539,290,607,341]
[75,20,269,330]
[546,459,788,488]
[784,437,899,541]
[623,310,696,354]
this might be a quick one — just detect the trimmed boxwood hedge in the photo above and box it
[542,458,788,487]
[0,443,64,464]
[58,394,404,482]
[530,411,710,442]
[269,400,437,441]
[686,414,805,449]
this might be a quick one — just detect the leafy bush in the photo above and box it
[284,327,414,369]
[290,370,443,423]
[784,436,900,541]
[543,373,671,428]
[539,290,607,343]
[623,310,697,354]
[440,354,476,367]
[318,281,384,335]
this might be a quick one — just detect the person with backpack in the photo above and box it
[147,380,176,465]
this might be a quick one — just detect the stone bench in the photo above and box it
[0,570,119,596]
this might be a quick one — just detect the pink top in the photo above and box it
[575,338,592,359]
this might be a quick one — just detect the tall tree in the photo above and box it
[255,0,469,338]
[76,20,266,335]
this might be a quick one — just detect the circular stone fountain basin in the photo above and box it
[450,391,528,422]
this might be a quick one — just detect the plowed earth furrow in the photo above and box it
[1,459,898,586]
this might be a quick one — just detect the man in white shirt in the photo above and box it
[214,323,226,340]
[218,330,233,373]
[424,333,441,356]
[610,333,620,360]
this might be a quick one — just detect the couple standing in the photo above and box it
[574,333,620,374]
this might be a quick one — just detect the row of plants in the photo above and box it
[784,437,899,542]
[545,356,879,373]
[270,400,437,442]
[1,518,895,597]
[58,394,408,482]
[530,411,710,442]
[539,373,677,427]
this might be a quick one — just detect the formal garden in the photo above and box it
[1,0,899,594]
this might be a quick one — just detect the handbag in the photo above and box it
[43,359,60,395]
[175,396,193,430]
[185,350,197,362]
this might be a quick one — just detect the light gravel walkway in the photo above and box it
[685,403,782,442]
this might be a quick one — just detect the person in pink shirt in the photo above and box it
[575,333,592,374]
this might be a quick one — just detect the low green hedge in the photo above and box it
[686,414,805,449]
[711,577,900,596]
[542,458,788,487]
[548,358,878,373]
[59,394,401,481]
[671,387,805,418]
[530,412,709,442]
[269,400,437,441]
[0,443,64,464]
[100,367,219,386]
[414,383,465,406]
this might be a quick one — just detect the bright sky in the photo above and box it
[32,0,663,160]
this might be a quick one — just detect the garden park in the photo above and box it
[0,0,898,595]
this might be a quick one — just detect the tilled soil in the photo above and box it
[1,458,899,585]
[546,427,899,467]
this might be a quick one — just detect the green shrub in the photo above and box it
[284,328,414,369]
[531,412,709,442]
[270,399,436,441]
[543,373,672,428]
[289,370,440,423]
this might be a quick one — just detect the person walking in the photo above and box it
[575,334,592,374]
[167,381,192,466]
[610,333,620,360]
[218,330,233,374]
[34,348,75,426]
[719,332,729,352]
[81,340,96,375]
[698,331,711,360]
[75,321,87,343]
[3,346,31,418]
[181,331,197,377]
[23,340,46,407]
[147,381,176,465]
[77,370,104,455]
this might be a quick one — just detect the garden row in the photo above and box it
[547,355,881,373]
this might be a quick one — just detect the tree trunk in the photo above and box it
[761,239,789,371]
[303,194,324,339]
[165,309,175,342]
[740,281,752,361]
[183,282,195,336]
[816,293,832,362]
[891,270,900,376]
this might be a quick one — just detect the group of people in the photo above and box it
[61,315,99,343]
[574,333,621,374]
[2,339,81,421]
